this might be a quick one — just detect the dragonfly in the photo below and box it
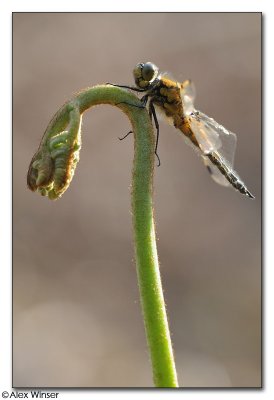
[108,62,254,199]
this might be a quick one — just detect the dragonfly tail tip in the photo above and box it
[247,191,255,199]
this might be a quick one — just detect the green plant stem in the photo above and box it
[28,85,178,387]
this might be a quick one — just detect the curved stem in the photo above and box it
[27,85,178,387]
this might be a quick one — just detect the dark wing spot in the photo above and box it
[206,165,213,175]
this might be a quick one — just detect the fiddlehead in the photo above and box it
[27,104,82,200]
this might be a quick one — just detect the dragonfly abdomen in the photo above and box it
[176,118,200,148]
[207,152,254,199]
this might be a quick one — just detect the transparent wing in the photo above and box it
[188,111,237,163]
[188,111,222,154]
[186,111,238,187]
[202,155,230,186]
[180,80,196,115]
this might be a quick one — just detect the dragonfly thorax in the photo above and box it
[133,62,159,89]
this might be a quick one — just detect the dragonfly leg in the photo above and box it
[149,101,161,167]
[115,94,149,109]
[118,130,133,141]
[117,96,149,142]
[106,83,147,93]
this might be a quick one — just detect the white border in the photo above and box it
[0,0,266,12]
[1,1,270,399]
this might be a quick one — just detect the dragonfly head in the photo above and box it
[133,62,159,89]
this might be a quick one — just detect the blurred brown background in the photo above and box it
[13,13,261,388]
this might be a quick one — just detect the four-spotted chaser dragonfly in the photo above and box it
[109,62,254,199]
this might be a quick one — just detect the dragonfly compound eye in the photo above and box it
[133,62,159,88]
[142,62,158,81]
